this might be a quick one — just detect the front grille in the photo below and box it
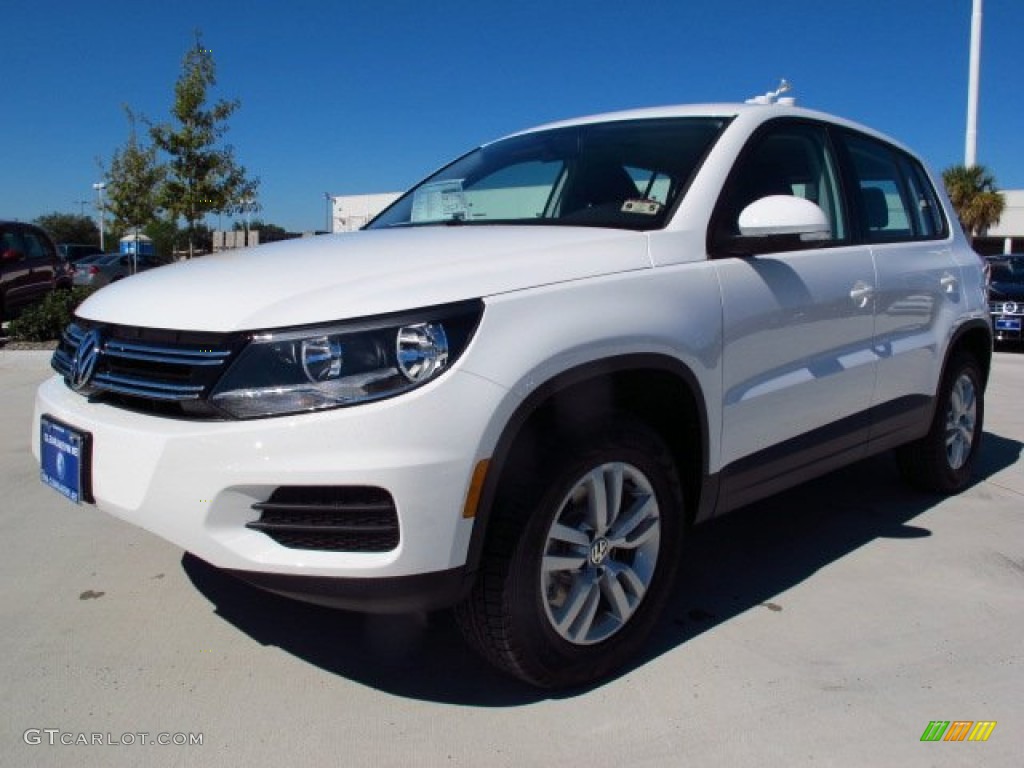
[247,486,400,552]
[989,301,1022,316]
[52,321,242,418]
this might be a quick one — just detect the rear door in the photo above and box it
[836,131,959,442]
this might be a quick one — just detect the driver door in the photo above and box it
[709,120,878,508]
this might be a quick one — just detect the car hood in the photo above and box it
[989,281,1024,302]
[76,227,651,332]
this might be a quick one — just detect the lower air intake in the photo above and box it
[247,486,399,552]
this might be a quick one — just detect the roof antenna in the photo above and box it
[746,79,794,106]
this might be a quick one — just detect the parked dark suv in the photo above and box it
[987,254,1024,344]
[1,221,65,321]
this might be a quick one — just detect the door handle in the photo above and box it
[849,281,874,309]
[940,272,958,294]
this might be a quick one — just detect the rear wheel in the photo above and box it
[456,417,684,688]
[897,351,984,493]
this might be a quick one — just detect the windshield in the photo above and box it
[990,256,1024,284]
[368,117,728,232]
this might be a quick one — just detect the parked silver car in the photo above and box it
[71,252,162,288]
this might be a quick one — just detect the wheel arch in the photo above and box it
[947,318,993,390]
[463,354,710,576]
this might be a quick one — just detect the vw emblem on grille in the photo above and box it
[70,329,104,392]
[1004,301,1018,315]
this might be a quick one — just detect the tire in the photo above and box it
[897,351,984,493]
[455,417,684,688]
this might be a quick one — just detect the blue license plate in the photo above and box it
[995,317,1021,332]
[40,416,92,504]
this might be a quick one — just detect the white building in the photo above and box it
[985,189,1024,253]
[330,193,400,232]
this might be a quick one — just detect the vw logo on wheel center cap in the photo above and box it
[70,329,104,392]
[590,537,611,565]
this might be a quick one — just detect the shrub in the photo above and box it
[8,287,96,342]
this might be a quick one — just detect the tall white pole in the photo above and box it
[92,182,106,251]
[965,0,983,166]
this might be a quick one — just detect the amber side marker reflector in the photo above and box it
[462,459,490,518]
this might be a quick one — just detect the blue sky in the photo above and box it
[5,0,1022,233]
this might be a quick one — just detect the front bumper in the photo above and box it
[33,369,510,610]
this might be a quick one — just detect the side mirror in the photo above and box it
[738,195,831,239]
[719,195,831,257]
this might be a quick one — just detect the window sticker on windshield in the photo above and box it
[621,199,662,215]
[411,179,468,222]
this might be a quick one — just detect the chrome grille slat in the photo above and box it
[52,349,73,376]
[62,325,85,346]
[103,340,231,366]
[93,372,204,400]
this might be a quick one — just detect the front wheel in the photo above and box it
[897,351,984,493]
[456,418,684,688]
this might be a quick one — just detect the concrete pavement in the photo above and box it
[1,349,1022,767]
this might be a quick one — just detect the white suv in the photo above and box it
[34,102,991,688]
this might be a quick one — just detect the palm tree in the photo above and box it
[942,164,1005,240]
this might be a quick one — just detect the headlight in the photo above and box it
[210,300,482,418]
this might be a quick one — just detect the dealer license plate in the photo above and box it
[995,317,1021,332]
[40,416,92,504]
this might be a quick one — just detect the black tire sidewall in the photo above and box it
[935,356,984,489]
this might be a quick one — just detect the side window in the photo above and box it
[841,132,945,242]
[22,230,54,261]
[1,228,26,263]
[712,122,846,245]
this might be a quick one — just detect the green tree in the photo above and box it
[143,217,180,263]
[32,213,99,246]
[150,32,258,257]
[104,108,165,267]
[942,164,1005,240]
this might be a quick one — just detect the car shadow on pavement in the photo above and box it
[646,430,1022,664]
[182,431,1021,706]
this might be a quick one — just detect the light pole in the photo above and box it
[239,197,259,245]
[92,182,106,251]
[965,0,983,166]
